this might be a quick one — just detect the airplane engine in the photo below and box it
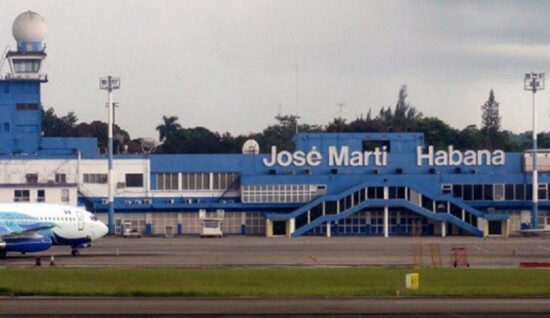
[1,237,52,253]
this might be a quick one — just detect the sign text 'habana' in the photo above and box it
[262,145,505,167]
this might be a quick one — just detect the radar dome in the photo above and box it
[242,139,260,155]
[12,10,47,42]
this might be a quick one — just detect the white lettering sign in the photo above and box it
[263,145,505,167]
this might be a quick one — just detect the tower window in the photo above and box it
[16,103,38,111]
[13,59,41,73]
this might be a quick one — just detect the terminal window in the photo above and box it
[125,174,144,188]
[157,173,179,190]
[83,173,108,184]
[14,190,30,202]
[25,174,38,184]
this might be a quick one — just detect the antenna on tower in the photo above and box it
[337,102,346,117]
[0,46,10,77]
[295,64,299,135]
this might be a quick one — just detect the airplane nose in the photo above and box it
[99,222,109,238]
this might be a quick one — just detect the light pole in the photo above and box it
[100,75,120,235]
[524,72,545,229]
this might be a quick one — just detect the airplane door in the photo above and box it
[76,210,84,231]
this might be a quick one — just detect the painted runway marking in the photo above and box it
[472,245,488,253]
[538,245,550,252]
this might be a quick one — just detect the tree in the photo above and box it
[156,115,181,142]
[42,107,78,136]
[481,89,501,149]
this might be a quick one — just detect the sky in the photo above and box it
[1,0,549,139]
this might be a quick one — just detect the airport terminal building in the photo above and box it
[1,11,550,239]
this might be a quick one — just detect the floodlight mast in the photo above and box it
[99,75,120,235]
[524,72,545,229]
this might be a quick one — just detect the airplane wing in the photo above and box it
[0,221,57,239]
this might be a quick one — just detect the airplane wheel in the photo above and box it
[0,251,6,258]
[71,249,80,257]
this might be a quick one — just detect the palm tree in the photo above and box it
[156,115,181,142]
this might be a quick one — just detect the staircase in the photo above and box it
[267,183,484,238]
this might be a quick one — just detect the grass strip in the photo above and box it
[0,268,549,297]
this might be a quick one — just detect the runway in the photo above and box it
[2,236,550,268]
[1,297,550,317]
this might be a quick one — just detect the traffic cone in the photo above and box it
[49,255,55,266]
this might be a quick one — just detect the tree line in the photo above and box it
[42,85,547,154]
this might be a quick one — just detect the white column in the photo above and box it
[441,221,447,237]
[289,218,295,237]
[384,186,389,238]
[384,206,389,238]
[326,221,331,237]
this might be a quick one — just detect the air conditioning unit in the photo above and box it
[167,199,175,204]
[143,199,152,204]
[134,200,143,205]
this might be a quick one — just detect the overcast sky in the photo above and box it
[1,0,549,139]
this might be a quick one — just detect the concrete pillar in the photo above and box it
[384,206,389,238]
[288,218,295,237]
[441,221,447,237]
[266,219,273,237]
[326,221,331,237]
[384,186,389,238]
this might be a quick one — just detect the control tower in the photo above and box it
[5,10,48,81]
[0,11,47,154]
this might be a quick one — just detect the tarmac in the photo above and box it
[1,235,550,268]
[1,297,550,317]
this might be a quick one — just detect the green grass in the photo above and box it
[0,268,549,297]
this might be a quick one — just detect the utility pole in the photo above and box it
[524,72,545,229]
[295,64,299,135]
[100,75,120,235]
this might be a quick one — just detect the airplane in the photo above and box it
[0,203,108,258]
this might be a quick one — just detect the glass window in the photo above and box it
[463,185,473,200]
[25,173,38,184]
[125,174,143,188]
[473,185,483,200]
[61,189,69,202]
[505,184,514,200]
[515,184,525,200]
[37,189,45,202]
[55,173,67,184]
[483,184,493,200]
[83,174,108,184]
[16,103,39,111]
[14,190,30,202]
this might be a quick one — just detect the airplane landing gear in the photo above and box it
[71,248,80,257]
[0,250,6,258]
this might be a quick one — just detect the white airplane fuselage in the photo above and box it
[0,203,108,257]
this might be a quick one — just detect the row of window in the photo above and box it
[444,183,550,201]
[241,184,326,203]
[156,172,240,191]
[16,103,39,111]
[83,173,144,188]
[0,215,76,222]
[14,189,69,203]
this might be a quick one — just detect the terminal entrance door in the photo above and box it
[488,221,502,236]
[272,221,287,236]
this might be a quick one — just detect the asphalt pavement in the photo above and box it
[2,297,550,317]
